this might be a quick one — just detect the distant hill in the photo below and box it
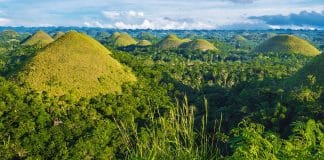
[234,35,248,42]
[288,53,324,87]
[157,34,185,50]
[180,39,217,51]
[17,31,136,97]
[22,30,54,46]
[138,32,155,41]
[95,32,110,42]
[262,33,277,39]
[52,31,65,40]
[109,32,137,47]
[182,38,192,43]
[137,40,152,47]
[111,32,121,39]
[0,30,19,40]
[254,35,320,57]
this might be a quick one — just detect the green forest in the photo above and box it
[0,28,323,160]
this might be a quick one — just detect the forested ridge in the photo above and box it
[0,29,322,159]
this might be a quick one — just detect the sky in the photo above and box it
[0,0,323,30]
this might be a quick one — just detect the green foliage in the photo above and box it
[0,30,323,159]
[230,121,279,160]
[117,97,221,159]
[229,120,323,160]
[0,30,19,40]
[288,53,324,86]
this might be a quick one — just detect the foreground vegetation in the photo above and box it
[0,29,322,159]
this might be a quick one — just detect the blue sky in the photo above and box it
[0,0,323,29]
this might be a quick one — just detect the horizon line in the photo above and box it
[0,26,323,31]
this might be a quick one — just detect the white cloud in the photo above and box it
[115,19,153,29]
[102,11,120,19]
[0,18,10,25]
[114,18,214,30]
[84,21,113,28]
[102,10,144,20]
[269,25,317,30]
[127,10,144,17]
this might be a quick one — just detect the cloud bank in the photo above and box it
[227,0,258,4]
[84,10,215,30]
[0,18,10,25]
[0,0,324,29]
[249,10,324,29]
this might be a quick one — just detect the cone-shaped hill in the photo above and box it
[180,39,217,51]
[111,32,121,39]
[22,30,54,46]
[109,32,137,47]
[254,35,320,57]
[53,31,65,40]
[234,35,248,42]
[157,34,184,50]
[0,30,19,40]
[137,40,152,47]
[262,32,277,39]
[287,53,324,87]
[138,32,155,41]
[17,31,137,98]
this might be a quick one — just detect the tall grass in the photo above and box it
[115,97,222,160]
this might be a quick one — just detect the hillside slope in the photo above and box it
[180,39,217,51]
[22,30,54,46]
[17,31,136,97]
[255,35,320,56]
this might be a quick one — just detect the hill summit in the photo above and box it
[22,30,54,46]
[180,39,217,51]
[255,35,320,56]
[53,31,65,40]
[157,34,185,50]
[234,35,248,42]
[109,32,137,47]
[137,40,152,47]
[17,31,136,97]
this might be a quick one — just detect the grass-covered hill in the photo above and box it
[0,30,19,40]
[22,30,54,46]
[254,35,321,56]
[181,38,192,43]
[138,32,155,41]
[180,39,217,51]
[52,31,65,40]
[111,32,121,39]
[234,35,248,42]
[109,32,137,47]
[137,40,152,47]
[262,32,277,39]
[288,53,324,86]
[157,34,185,50]
[17,31,136,97]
